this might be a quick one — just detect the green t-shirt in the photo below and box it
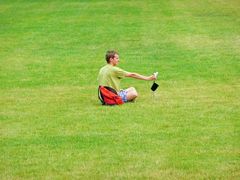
[98,64,128,92]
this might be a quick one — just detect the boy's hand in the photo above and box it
[149,74,156,81]
[153,72,158,79]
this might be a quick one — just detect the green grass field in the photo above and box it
[1,0,239,179]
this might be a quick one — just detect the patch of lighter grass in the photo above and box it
[169,34,240,54]
[0,86,86,137]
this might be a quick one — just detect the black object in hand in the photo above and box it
[151,82,159,91]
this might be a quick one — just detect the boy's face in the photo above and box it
[110,54,119,66]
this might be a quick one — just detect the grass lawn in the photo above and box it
[0,0,239,179]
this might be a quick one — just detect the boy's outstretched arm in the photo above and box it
[125,72,156,81]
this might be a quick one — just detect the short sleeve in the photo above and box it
[113,67,128,78]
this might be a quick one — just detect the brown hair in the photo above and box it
[105,50,118,63]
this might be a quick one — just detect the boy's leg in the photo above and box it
[126,87,138,101]
[118,87,138,102]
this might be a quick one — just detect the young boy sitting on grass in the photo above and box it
[98,50,156,103]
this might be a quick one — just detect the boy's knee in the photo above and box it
[130,87,138,98]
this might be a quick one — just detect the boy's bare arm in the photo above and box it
[125,72,156,81]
